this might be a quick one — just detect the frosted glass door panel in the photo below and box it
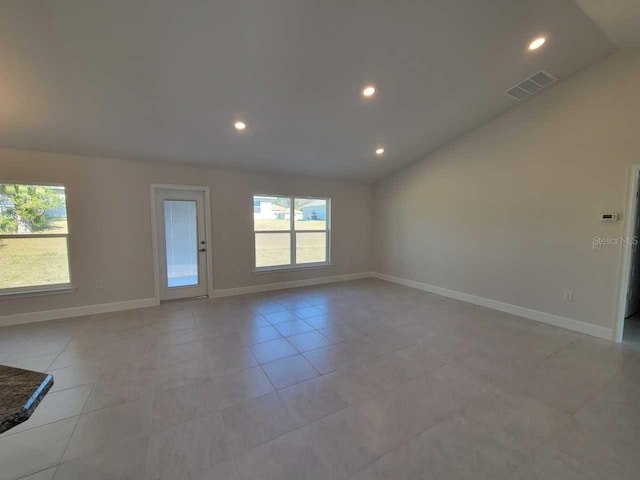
[163,200,199,287]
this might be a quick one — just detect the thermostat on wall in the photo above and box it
[600,213,618,222]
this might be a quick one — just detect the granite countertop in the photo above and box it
[0,365,53,434]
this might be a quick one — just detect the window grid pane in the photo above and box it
[0,184,68,235]
[295,198,327,231]
[253,196,292,231]
[255,233,291,268]
[0,237,70,289]
[296,232,327,264]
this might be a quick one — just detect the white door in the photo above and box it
[155,188,208,301]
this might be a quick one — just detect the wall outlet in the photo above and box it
[563,290,573,302]
[96,280,103,289]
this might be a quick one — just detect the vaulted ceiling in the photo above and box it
[576,0,640,47]
[0,1,616,181]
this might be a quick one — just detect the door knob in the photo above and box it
[199,248,206,252]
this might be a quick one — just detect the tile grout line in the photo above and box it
[54,365,99,471]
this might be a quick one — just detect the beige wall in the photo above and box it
[0,151,373,316]
[374,48,640,332]
[3,48,639,331]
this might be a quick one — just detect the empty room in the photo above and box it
[1,1,639,479]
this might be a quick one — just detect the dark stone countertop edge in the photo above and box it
[0,371,53,434]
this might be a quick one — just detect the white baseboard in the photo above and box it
[213,272,374,298]
[0,273,372,327]
[372,272,613,340]
[0,298,158,328]
[1,272,614,341]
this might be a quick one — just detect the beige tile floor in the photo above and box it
[0,278,639,480]
[624,313,640,345]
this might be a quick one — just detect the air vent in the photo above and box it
[505,71,556,101]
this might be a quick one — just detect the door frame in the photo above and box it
[614,164,640,342]
[150,184,214,303]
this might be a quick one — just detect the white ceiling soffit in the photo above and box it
[575,0,640,47]
[0,0,615,181]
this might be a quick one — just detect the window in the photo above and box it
[0,183,72,293]
[253,195,330,270]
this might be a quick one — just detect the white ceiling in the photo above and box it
[576,0,640,47]
[0,0,615,181]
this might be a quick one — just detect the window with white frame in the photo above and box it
[253,195,330,270]
[0,183,72,293]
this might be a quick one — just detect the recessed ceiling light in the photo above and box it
[528,37,546,51]
[234,121,246,130]
[362,85,376,97]
[375,147,385,155]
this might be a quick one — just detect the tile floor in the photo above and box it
[623,313,640,345]
[0,278,639,480]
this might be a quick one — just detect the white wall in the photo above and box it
[0,150,373,317]
[374,48,640,333]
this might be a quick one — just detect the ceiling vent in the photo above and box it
[505,71,556,101]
